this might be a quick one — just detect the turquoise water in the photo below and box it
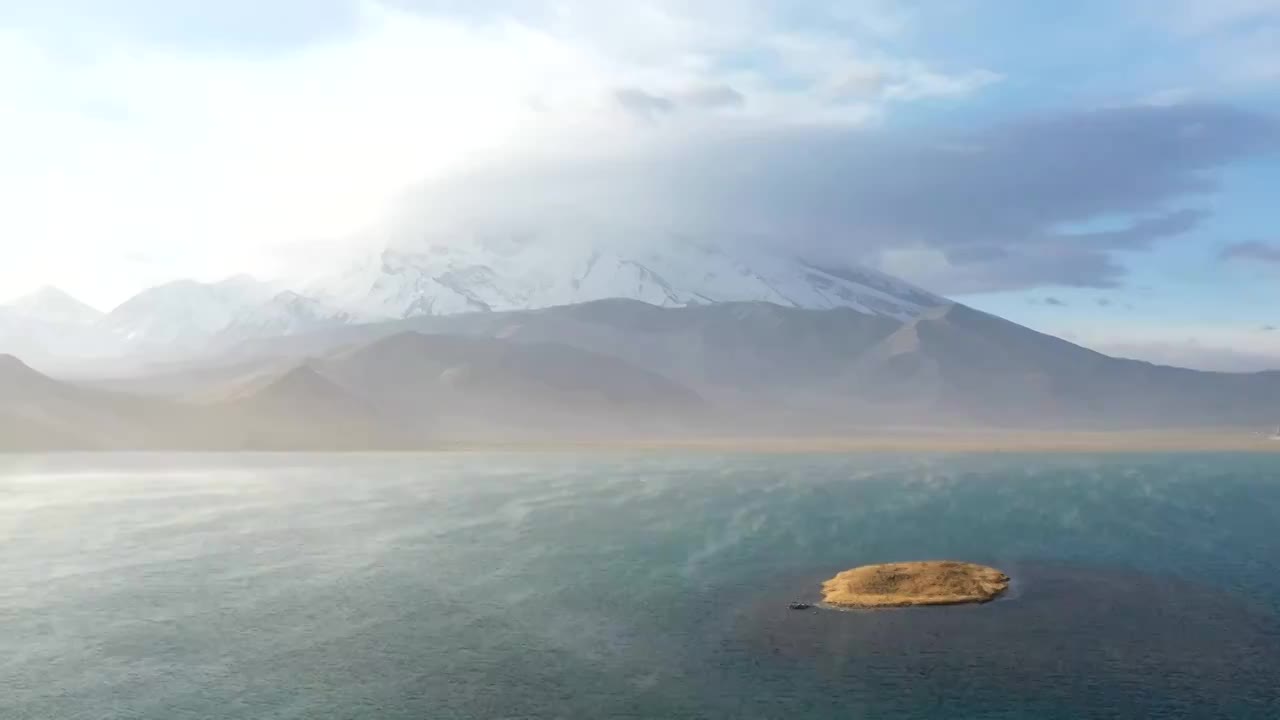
[2,452,1279,718]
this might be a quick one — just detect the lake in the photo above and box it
[3,452,1279,718]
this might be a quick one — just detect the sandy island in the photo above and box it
[821,561,1010,608]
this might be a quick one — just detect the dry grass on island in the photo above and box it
[821,561,1010,608]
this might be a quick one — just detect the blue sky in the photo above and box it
[0,0,1277,369]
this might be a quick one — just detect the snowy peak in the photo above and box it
[0,287,115,362]
[96,276,362,354]
[215,291,353,346]
[793,261,946,316]
[1,239,950,363]
[102,276,278,350]
[314,237,947,322]
[4,286,103,326]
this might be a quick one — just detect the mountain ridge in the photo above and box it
[311,239,946,323]
[1,241,947,361]
[5,296,1280,451]
[3,286,103,325]
[0,327,707,449]
[36,298,1279,443]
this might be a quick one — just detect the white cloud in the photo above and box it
[1145,0,1280,89]
[1158,0,1280,35]
[1089,327,1280,372]
[0,0,997,308]
[0,6,592,306]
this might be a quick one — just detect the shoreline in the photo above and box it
[820,561,1011,608]
[432,431,1280,454]
[5,431,1280,454]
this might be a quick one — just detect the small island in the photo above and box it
[821,561,1009,608]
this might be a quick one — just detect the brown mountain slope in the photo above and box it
[212,364,401,449]
[851,304,1280,427]
[14,299,1280,445]
[0,354,206,449]
[317,331,704,439]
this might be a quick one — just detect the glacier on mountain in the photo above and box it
[100,275,277,350]
[311,236,945,322]
[2,237,948,359]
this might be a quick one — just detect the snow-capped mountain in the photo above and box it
[3,238,950,364]
[0,287,113,361]
[100,275,279,351]
[4,286,104,326]
[313,236,946,322]
[214,291,353,346]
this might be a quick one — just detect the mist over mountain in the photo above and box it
[0,354,204,450]
[5,287,103,326]
[212,299,1280,432]
[311,234,944,322]
[0,287,115,365]
[0,237,945,364]
[214,291,354,348]
[7,297,1280,450]
[99,275,278,352]
[0,322,705,449]
[3,235,1279,449]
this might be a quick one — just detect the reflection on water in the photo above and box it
[2,452,1279,718]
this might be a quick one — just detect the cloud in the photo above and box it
[682,84,745,109]
[0,0,1007,305]
[0,0,1274,307]
[614,88,677,120]
[612,84,746,120]
[1221,241,1280,263]
[1074,318,1280,372]
[1,2,605,304]
[881,65,1001,102]
[403,102,1279,294]
[1057,209,1209,250]
[1098,339,1280,373]
[0,0,358,54]
[1146,0,1280,89]
[830,65,887,101]
[1157,0,1280,36]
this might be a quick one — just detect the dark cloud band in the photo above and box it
[406,103,1279,293]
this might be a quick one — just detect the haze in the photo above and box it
[7,7,1280,717]
[2,1,1280,449]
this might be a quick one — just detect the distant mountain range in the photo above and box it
[313,238,944,321]
[0,320,704,450]
[5,296,1280,450]
[3,238,1279,449]
[0,239,945,365]
[215,299,1280,430]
